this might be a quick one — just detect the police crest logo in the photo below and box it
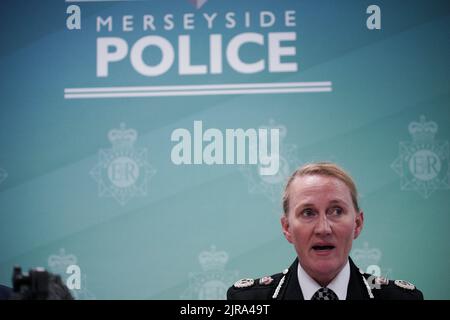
[391,115,450,198]
[234,278,255,288]
[239,119,299,204]
[47,249,96,300]
[90,123,156,205]
[352,242,393,290]
[352,242,393,277]
[259,276,274,286]
[48,248,77,276]
[181,245,238,300]
[352,242,382,271]
[394,280,415,290]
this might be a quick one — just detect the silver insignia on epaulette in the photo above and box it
[394,280,415,290]
[375,276,389,286]
[259,276,274,285]
[234,278,255,288]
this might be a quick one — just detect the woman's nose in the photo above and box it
[314,214,332,236]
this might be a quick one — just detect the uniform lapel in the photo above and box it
[346,257,370,300]
[279,257,370,300]
[279,258,304,300]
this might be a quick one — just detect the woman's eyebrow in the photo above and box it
[328,199,347,205]
[293,202,315,211]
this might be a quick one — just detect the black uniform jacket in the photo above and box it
[227,257,423,300]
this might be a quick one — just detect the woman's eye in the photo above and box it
[302,208,315,217]
[329,207,343,215]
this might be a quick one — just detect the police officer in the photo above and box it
[228,162,423,300]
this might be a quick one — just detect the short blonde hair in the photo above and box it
[282,162,360,215]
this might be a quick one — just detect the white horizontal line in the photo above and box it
[64,82,332,93]
[64,87,332,99]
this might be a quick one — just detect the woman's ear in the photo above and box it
[281,214,293,243]
[353,211,364,239]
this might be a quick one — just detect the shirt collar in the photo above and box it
[297,259,350,300]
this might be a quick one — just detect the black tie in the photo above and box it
[311,287,339,300]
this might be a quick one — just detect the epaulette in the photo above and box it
[227,268,289,300]
[359,269,422,300]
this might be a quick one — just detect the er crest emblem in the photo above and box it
[181,245,238,300]
[47,249,96,300]
[391,116,450,198]
[239,119,299,204]
[90,123,156,205]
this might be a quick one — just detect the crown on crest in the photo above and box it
[198,245,228,271]
[352,242,381,268]
[408,115,438,143]
[108,123,137,148]
[48,248,77,272]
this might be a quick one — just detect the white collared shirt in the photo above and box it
[297,259,350,300]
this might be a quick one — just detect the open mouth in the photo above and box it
[312,245,335,251]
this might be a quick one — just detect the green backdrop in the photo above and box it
[0,0,449,299]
